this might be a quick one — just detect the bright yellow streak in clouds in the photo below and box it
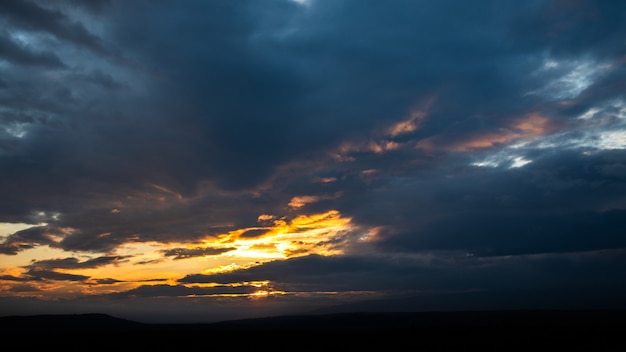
[212,210,353,259]
[0,210,355,300]
[248,289,288,299]
[201,263,261,275]
[73,242,225,283]
[62,210,353,289]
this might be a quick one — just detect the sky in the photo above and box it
[1,0,626,324]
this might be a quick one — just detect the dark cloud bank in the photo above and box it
[1,0,626,323]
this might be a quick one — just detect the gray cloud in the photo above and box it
[182,249,626,296]
[161,246,236,260]
[24,268,89,282]
[0,0,108,54]
[1,0,626,322]
[26,255,129,270]
[0,226,60,255]
[107,283,258,299]
[334,149,626,257]
[0,34,66,68]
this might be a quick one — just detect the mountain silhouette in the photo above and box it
[2,310,625,349]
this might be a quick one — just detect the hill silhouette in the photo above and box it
[1,310,625,349]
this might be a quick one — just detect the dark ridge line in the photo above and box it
[2,309,626,332]
[2,311,624,350]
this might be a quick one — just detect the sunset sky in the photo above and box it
[1,0,626,324]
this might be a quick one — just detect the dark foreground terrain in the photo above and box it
[2,310,625,350]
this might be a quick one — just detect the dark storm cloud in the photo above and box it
[0,34,65,68]
[0,0,107,54]
[42,0,113,13]
[238,229,269,239]
[104,0,552,190]
[5,283,41,292]
[7,257,129,283]
[24,268,89,282]
[510,0,626,59]
[335,149,626,257]
[178,250,626,295]
[0,274,29,282]
[105,1,317,190]
[180,254,388,288]
[0,226,61,255]
[161,246,236,260]
[26,255,129,270]
[43,188,281,252]
[0,0,625,290]
[92,278,122,285]
[107,284,257,299]
[70,69,128,90]
[388,209,626,257]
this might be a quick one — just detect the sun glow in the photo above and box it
[214,210,353,259]
[248,289,287,299]
[0,209,355,300]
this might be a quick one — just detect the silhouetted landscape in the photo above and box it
[2,310,625,349]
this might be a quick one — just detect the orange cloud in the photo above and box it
[331,95,436,160]
[288,192,342,209]
[417,113,554,152]
[513,113,551,135]
[257,214,275,222]
[388,111,426,137]
[288,195,322,209]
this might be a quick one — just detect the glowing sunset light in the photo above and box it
[1,208,355,302]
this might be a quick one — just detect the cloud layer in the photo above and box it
[1,0,626,322]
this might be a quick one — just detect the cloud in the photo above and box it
[0,226,64,255]
[0,34,66,68]
[24,268,89,282]
[0,0,109,55]
[336,148,626,257]
[161,246,236,260]
[178,249,626,297]
[106,284,258,299]
[25,255,129,270]
[1,0,626,322]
